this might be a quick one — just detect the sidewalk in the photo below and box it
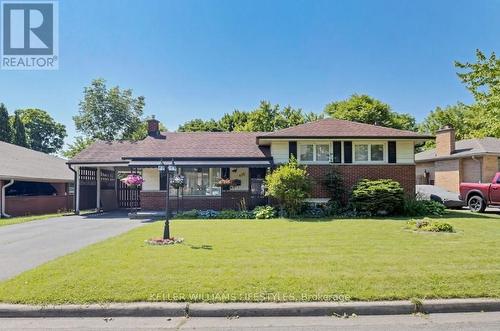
[1,299,499,318]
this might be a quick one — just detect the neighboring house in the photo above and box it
[68,118,431,213]
[0,141,74,217]
[415,125,500,193]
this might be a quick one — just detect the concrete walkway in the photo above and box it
[0,212,145,281]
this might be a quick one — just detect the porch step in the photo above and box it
[128,211,166,220]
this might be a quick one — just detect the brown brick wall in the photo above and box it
[434,159,461,193]
[140,190,266,211]
[306,164,416,199]
[5,195,73,217]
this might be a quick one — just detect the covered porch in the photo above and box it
[72,159,272,214]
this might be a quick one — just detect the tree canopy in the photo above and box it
[73,78,145,141]
[178,101,323,132]
[324,94,417,131]
[17,108,67,154]
[419,50,500,145]
[11,111,27,148]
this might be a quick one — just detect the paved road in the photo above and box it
[0,212,145,281]
[1,312,499,330]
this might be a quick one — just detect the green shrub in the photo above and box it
[173,209,199,219]
[349,179,404,216]
[406,218,454,233]
[253,206,276,219]
[217,209,241,219]
[238,210,255,219]
[265,157,311,216]
[403,199,446,217]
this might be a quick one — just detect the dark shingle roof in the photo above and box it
[257,118,433,139]
[415,137,500,162]
[69,132,271,163]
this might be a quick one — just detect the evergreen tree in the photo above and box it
[0,103,11,143]
[12,111,27,147]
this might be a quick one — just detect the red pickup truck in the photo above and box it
[459,172,500,212]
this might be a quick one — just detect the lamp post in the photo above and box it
[159,159,176,239]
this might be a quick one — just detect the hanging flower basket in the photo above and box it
[215,178,233,190]
[120,174,144,189]
[170,175,185,189]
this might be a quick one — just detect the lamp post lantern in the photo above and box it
[159,158,176,239]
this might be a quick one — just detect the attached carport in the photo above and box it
[0,141,74,218]
[68,163,136,214]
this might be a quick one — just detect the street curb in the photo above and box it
[0,303,187,318]
[0,299,499,318]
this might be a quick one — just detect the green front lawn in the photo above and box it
[0,212,499,304]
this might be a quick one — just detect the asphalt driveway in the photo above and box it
[0,212,145,281]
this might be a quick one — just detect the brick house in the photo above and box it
[0,141,74,217]
[415,125,500,193]
[68,118,431,213]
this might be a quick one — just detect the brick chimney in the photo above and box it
[147,116,160,138]
[436,125,455,156]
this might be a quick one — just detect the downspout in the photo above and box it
[472,156,482,183]
[67,164,79,215]
[1,179,14,218]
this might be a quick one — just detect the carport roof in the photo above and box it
[0,141,73,183]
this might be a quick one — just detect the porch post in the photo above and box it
[75,167,80,214]
[96,167,101,212]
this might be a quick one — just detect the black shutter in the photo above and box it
[333,141,342,163]
[344,141,352,163]
[289,141,297,159]
[388,141,397,163]
[221,168,230,179]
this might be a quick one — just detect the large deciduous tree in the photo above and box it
[324,94,417,131]
[419,50,500,145]
[0,103,12,143]
[74,78,145,141]
[17,108,67,154]
[454,50,500,138]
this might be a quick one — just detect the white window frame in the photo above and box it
[297,142,332,164]
[353,142,387,164]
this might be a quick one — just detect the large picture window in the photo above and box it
[161,168,221,196]
[181,167,221,196]
[298,143,331,163]
[354,143,385,163]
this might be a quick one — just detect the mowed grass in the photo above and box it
[0,211,499,304]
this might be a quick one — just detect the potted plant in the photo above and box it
[170,175,185,189]
[215,178,233,190]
